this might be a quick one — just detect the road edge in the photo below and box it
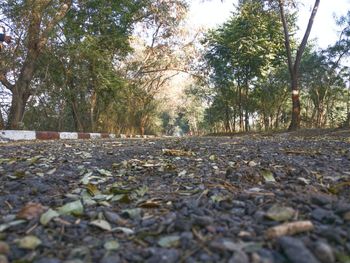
[0,130,155,142]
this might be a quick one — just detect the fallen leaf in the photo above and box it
[162,149,194,157]
[17,202,47,220]
[209,155,216,161]
[248,160,258,167]
[261,169,276,182]
[97,169,113,177]
[14,170,25,178]
[111,194,131,203]
[138,199,161,208]
[178,170,187,177]
[109,184,133,194]
[92,194,112,201]
[27,157,40,165]
[335,252,350,263]
[266,205,295,222]
[122,208,142,219]
[158,235,180,248]
[0,158,12,164]
[112,227,134,235]
[80,171,93,185]
[210,194,226,203]
[0,220,26,232]
[297,177,310,185]
[328,181,350,194]
[46,168,56,175]
[17,235,42,250]
[98,201,111,207]
[135,186,148,197]
[104,240,120,251]
[82,196,97,206]
[58,200,84,216]
[90,219,112,231]
[40,209,59,226]
[215,239,241,251]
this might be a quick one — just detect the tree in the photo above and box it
[327,11,350,127]
[277,0,320,130]
[252,66,289,130]
[116,0,189,135]
[0,0,72,129]
[0,0,188,133]
[202,1,286,132]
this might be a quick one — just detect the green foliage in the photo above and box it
[299,48,348,127]
[201,1,287,132]
[0,0,188,133]
[1,1,349,133]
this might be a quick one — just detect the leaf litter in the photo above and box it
[0,132,349,262]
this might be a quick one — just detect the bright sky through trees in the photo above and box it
[189,0,350,48]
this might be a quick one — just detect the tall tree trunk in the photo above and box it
[347,80,350,127]
[58,100,65,131]
[7,87,30,129]
[244,86,250,132]
[6,9,41,129]
[71,100,84,132]
[224,102,231,132]
[278,0,320,131]
[238,86,243,131]
[90,91,97,132]
[263,113,269,131]
[233,108,236,132]
[275,105,282,129]
[244,75,249,132]
[289,73,301,130]
[6,55,38,129]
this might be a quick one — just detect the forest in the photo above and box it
[0,0,349,136]
[1,1,350,263]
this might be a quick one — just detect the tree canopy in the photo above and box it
[0,0,349,134]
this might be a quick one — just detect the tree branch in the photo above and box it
[294,0,320,72]
[278,0,294,77]
[39,0,72,49]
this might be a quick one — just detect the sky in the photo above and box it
[188,0,350,49]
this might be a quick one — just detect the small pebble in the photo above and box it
[0,241,9,255]
[311,208,336,223]
[0,255,8,263]
[278,236,320,263]
[191,215,214,227]
[145,248,179,263]
[343,211,350,221]
[310,194,333,206]
[100,254,122,263]
[313,241,335,263]
[228,250,249,263]
[34,258,61,263]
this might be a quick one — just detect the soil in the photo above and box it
[0,129,349,263]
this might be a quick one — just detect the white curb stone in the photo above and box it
[0,130,36,141]
[0,130,154,142]
[90,133,101,139]
[60,132,78,140]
